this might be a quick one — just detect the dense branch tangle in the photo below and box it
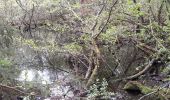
[86,0,119,87]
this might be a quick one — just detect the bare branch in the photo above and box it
[93,0,118,39]
[91,0,106,31]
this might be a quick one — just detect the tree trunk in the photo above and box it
[86,38,101,87]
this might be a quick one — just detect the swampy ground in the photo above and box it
[1,0,170,100]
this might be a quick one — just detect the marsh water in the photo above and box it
[17,68,76,99]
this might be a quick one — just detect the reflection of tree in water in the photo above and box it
[17,68,85,99]
[1,0,170,100]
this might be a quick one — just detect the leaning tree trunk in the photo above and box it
[86,38,101,87]
[85,0,118,87]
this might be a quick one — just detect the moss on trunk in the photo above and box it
[123,81,170,100]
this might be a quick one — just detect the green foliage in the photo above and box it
[100,27,117,43]
[15,37,60,53]
[79,33,91,42]
[87,78,114,99]
[0,59,20,84]
[24,39,38,49]
[64,42,82,54]
[163,20,170,33]
[0,59,12,67]
[127,0,145,17]
[72,2,81,9]
[1,0,170,99]
[162,65,170,75]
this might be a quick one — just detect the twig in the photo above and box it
[138,81,170,100]
[71,54,89,68]
[15,0,29,13]
[0,84,28,95]
[124,59,154,80]
[158,0,165,25]
[28,4,35,38]
[138,90,157,100]
[45,55,70,73]
[93,0,118,39]
[149,17,166,50]
[118,18,149,30]
[91,0,106,31]
[113,59,154,82]
[65,0,83,22]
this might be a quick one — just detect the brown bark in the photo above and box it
[85,49,94,79]
[85,0,118,87]
[86,39,101,87]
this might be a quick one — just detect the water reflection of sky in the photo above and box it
[18,69,51,84]
[17,69,75,99]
